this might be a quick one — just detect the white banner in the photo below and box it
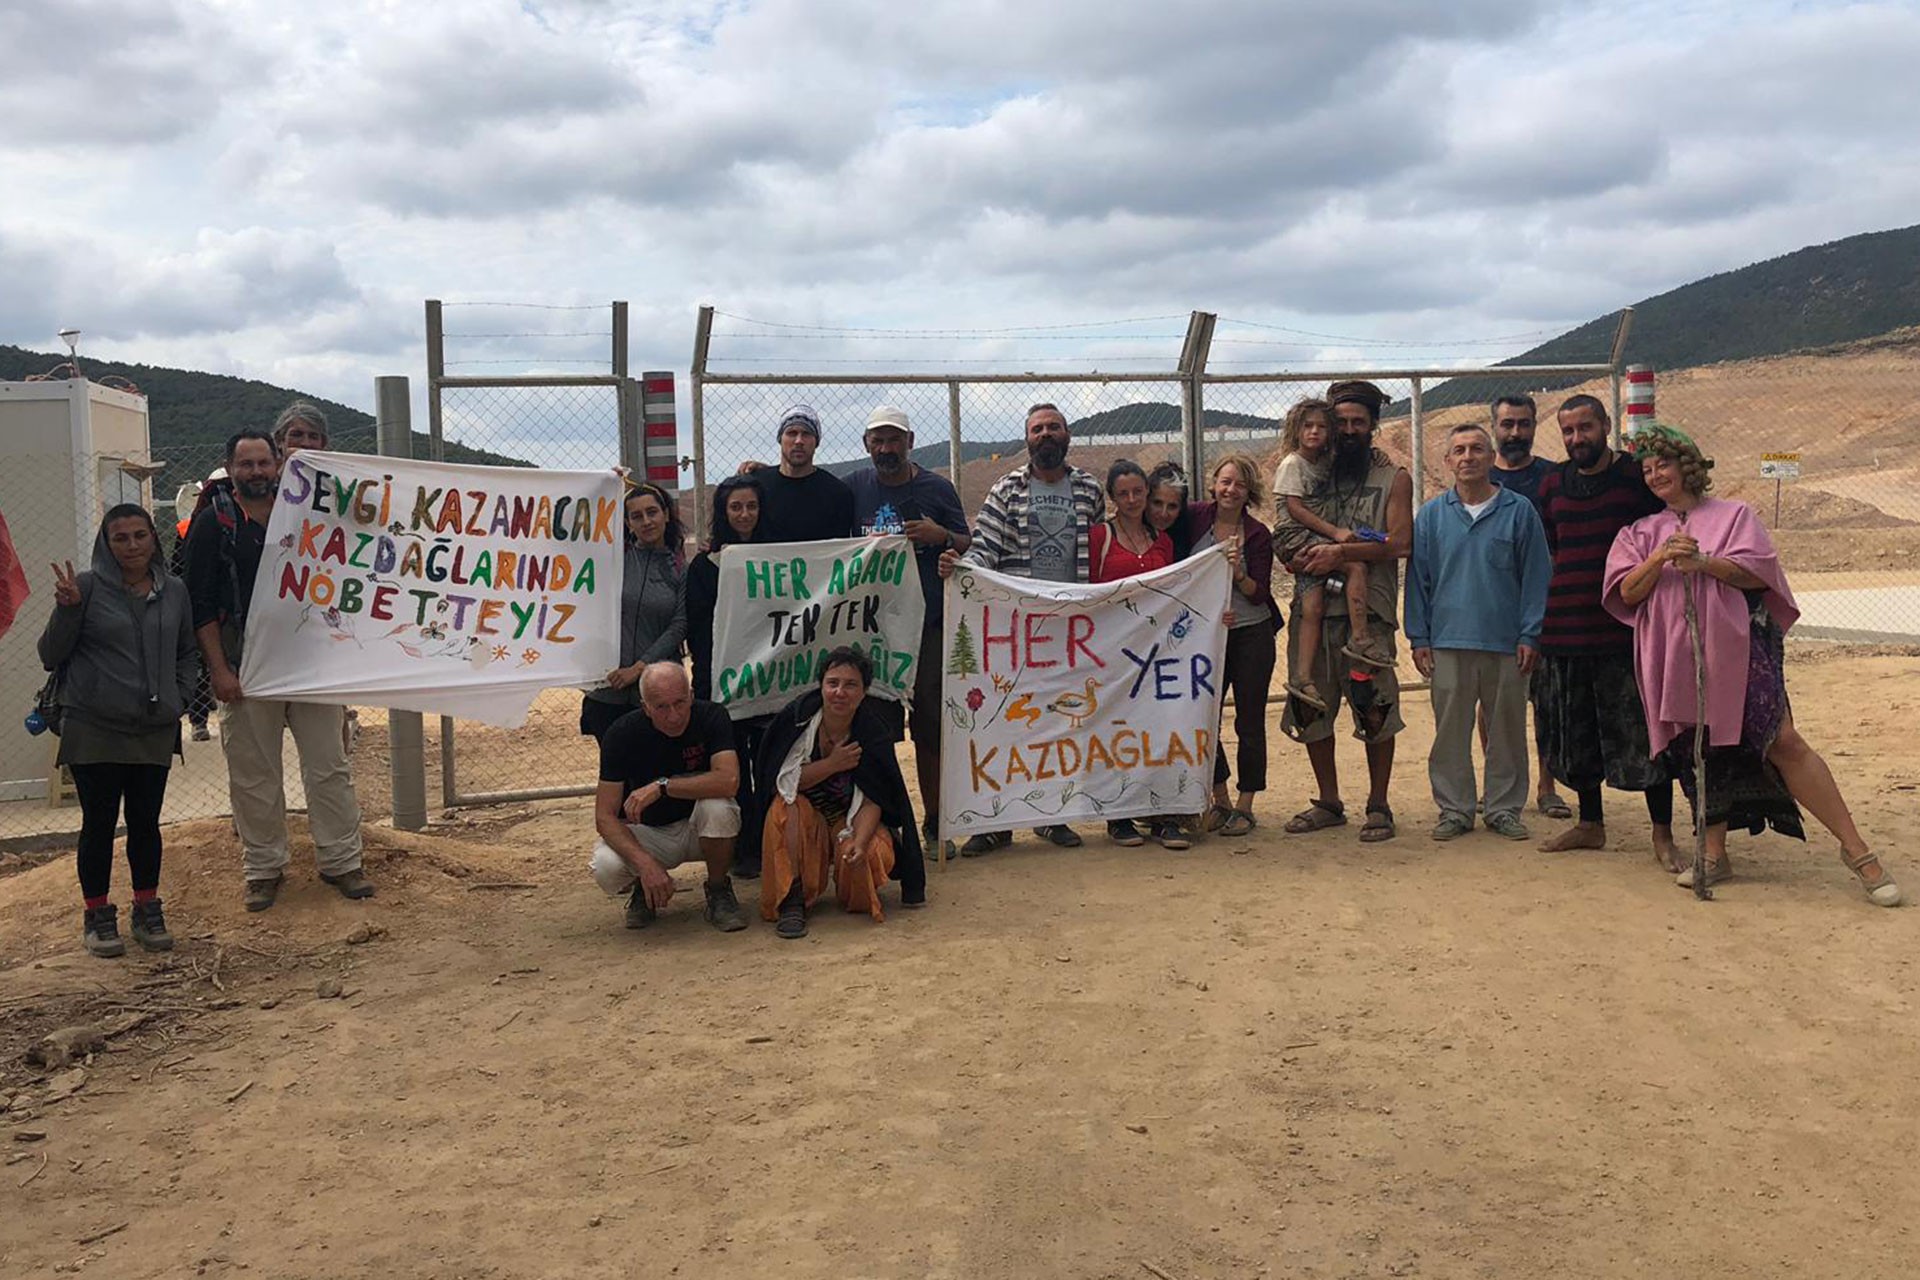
[939,550,1232,835]
[711,536,927,719]
[238,451,623,727]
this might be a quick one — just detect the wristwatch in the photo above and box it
[655,776,671,797]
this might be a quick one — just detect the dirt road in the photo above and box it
[4,653,1917,1279]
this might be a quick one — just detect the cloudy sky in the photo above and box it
[4,0,1917,461]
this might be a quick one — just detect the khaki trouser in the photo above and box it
[1429,649,1529,823]
[219,698,364,880]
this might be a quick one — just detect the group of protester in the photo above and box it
[34,382,1900,958]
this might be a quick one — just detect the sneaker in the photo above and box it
[961,831,1011,858]
[776,895,808,940]
[1430,814,1473,841]
[1484,811,1531,841]
[320,868,375,900]
[1107,819,1146,847]
[129,898,174,951]
[1036,824,1083,849]
[1341,633,1394,670]
[624,885,656,929]
[1153,820,1192,851]
[703,878,748,932]
[244,875,283,913]
[82,905,125,958]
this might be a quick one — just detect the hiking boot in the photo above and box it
[1342,633,1394,669]
[961,831,1011,857]
[244,875,283,913]
[703,878,749,933]
[1153,820,1192,851]
[320,868,375,900]
[776,888,808,940]
[1036,824,1083,849]
[624,885,656,929]
[1484,812,1531,841]
[129,898,174,952]
[1107,818,1146,847]
[1430,814,1473,841]
[82,904,125,958]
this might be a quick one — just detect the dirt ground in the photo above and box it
[3,650,1919,1279]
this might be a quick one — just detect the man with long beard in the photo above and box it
[937,402,1104,854]
[1278,380,1414,844]
[1530,395,1679,865]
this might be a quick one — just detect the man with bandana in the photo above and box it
[937,403,1104,854]
[1277,380,1414,844]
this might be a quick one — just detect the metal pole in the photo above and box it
[1409,375,1425,500]
[947,381,964,510]
[424,299,446,462]
[376,376,428,831]
[611,301,628,378]
[690,305,714,545]
[1608,307,1635,450]
[613,300,636,474]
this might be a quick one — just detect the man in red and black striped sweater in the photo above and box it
[1531,396,1679,866]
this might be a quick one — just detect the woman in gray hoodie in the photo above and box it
[38,503,198,958]
[579,482,689,743]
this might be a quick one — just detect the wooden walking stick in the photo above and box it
[1680,513,1712,901]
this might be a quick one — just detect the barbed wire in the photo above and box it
[443,331,612,339]
[711,309,1188,335]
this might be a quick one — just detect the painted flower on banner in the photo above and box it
[491,645,510,662]
[966,687,984,712]
[422,621,447,641]
[520,649,541,666]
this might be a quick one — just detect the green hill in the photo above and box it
[0,345,529,468]
[1417,222,1920,410]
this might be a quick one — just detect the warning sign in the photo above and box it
[1760,452,1801,480]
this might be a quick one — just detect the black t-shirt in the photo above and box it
[1490,456,1556,505]
[598,701,736,826]
[756,468,857,542]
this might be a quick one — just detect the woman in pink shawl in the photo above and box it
[1603,425,1900,905]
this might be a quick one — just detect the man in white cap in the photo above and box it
[751,403,857,542]
[844,405,972,849]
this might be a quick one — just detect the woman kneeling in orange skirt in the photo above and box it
[755,645,926,938]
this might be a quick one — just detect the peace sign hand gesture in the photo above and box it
[51,561,81,608]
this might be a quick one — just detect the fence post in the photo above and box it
[1178,311,1216,485]
[1625,364,1655,442]
[946,381,964,509]
[690,305,714,545]
[424,300,446,462]
[1608,306,1636,449]
[376,376,428,831]
[1409,375,1425,500]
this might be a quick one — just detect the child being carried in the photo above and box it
[1271,398,1392,711]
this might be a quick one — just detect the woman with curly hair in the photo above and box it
[1603,424,1900,905]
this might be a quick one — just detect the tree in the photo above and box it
[947,617,980,677]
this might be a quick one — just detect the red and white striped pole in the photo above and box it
[1624,364,1655,440]
[641,371,679,488]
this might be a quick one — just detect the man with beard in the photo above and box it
[1486,394,1571,820]
[747,404,857,542]
[1278,381,1413,844]
[1531,395,1679,865]
[844,405,972,850]
[937,402,1104,854]
[186,426,369,912]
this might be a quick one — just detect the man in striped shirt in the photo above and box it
[938,403,1104,853]
[1531,395,1678,865]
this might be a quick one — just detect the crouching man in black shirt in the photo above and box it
[591,663,749,932]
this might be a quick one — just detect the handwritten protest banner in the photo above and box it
[238,451,622,727]
[711,536,926,719]
[939,551,1231,836]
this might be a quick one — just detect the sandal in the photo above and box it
[1359,804,1396,843]
[1220,809,1256,838]
[1285,680,1328,712]
[1202,803,1234,833]
[1284,798,1346,834]
[1535,792,1573,820]
[1842,849,1903,908]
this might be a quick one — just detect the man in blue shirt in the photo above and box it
[844,405,972,849]
[1407,424,1551,842]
